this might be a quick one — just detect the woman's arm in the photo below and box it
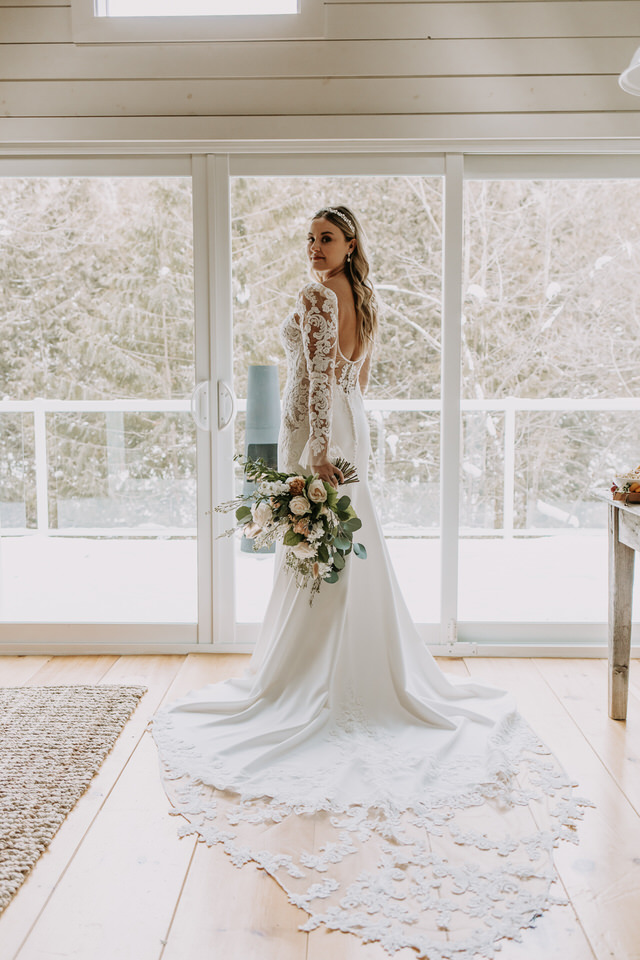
[300,286,343,486]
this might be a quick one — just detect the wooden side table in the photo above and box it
[598,493,640,720]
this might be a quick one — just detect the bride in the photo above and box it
[151,205,588,959]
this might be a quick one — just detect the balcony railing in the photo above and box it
[1,396,639,538]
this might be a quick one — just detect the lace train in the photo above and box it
[150,705,591,959]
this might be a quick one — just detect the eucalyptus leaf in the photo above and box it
[334,535,351,551]
[336,495,350,512]
[324,570,339,584]
[235,505,252,521]
[353,542,367,559]
[283,529,302,546]
[325,488,338,510]
[343,517,362,533]
[333,552,345,570]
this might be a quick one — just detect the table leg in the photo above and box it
[608,503,635,720]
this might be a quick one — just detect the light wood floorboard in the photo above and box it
[1,655,639,960]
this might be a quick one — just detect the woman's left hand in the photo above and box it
[312,460,344,489]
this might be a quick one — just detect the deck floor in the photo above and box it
[2,533,634,625]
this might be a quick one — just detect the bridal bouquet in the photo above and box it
[216,455,367,601]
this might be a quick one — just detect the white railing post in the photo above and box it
[33,398,49,534]
[105,410,126,497]
[503,399,516,539]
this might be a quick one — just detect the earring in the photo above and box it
[346,252,352,263]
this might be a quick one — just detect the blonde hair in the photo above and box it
[311,205,378,348]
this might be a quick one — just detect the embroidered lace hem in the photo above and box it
[149,710,592,960]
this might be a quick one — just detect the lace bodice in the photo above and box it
[279,282,368,472]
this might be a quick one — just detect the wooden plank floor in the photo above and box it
[1,654,639,960]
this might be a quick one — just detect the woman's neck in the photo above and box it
[317,265,346,282]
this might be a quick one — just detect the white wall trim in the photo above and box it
[4,140,640,160]
[0,641,637,659]
[0,624,198,644]
[0,156,192,176]
[0,620,637,657]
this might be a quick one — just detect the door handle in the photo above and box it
[190,380,210,431]
[217,380,236,431]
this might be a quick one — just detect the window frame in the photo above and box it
[1,147,639,656]
[71,0,324,44]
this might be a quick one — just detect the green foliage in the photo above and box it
[283,528,302,546]
[333,535,351,551]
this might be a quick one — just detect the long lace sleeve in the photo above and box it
[300,284,338,467]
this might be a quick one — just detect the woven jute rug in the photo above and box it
[0,684,147,914]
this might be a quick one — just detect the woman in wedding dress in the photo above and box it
[151,205,588,959]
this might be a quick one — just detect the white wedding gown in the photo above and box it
[151,282,589,959]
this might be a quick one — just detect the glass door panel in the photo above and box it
[230,175,443,627]
[0,177,198,623]
[459,179,640,624]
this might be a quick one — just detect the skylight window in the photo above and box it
[72,0,320,42]
[97,0,297,15]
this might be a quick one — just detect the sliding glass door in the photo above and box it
[0,163,210,643]
[458,161,640,644]
[226,165,444,642]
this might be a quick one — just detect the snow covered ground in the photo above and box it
[1,532,635,625]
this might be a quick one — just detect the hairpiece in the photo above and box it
[319,207,355,233]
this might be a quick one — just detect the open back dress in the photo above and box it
[150,281,589,959]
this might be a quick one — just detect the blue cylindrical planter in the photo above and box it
[242,364,281,554]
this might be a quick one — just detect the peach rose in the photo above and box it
[286,476,306,496]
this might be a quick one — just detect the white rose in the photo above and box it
[291,540,316,560]
[289,495,311,516]
[307,478,328,503]
[252,501,273,526]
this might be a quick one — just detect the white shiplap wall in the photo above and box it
[0,0,639,144]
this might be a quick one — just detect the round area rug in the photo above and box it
[0,684,147,913]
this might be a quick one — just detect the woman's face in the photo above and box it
[307,217,354,276]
